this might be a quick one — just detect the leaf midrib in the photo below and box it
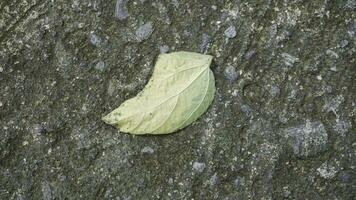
[119,66,209,122]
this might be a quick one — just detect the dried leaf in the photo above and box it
[102,51,215,135]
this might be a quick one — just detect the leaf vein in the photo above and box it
[150,96,179,133]
[158,64,205,81]
[177,69,211,129]
[119,67,209,121]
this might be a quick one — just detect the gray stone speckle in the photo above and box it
[234,176,245,187]
[281,120,328,158]
[326,49,339,59]
[95,60,106,71]
[41,182,53,200]
[283,187,291,198]
[323,95,344,115]
[223,65,238,82]
[200,33,212,53]
[240,104,253,118]
[159,45,169,53]
[245,50,256,60]
[338,171,353,183]
[192,162,206,173]
[340,40,349,48]
[135,22,154,42]
[90,32,102,47]
[115,0,129,20]
[330,66,337,72]
[0,1,354,199]
[167,177,174,185]
[171,0,179,8]
[141,146,154,154]
[281,53,299,67]
[107,79,116,96]
[224,25,237,39]
[270,85,280,97]
[317,162,338,179]
[209,173,219,186]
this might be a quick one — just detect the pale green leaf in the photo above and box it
[102,51,215,135]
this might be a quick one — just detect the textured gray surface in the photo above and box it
[0,0,355,199]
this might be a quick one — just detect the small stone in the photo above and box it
[0,66,3,72]
[159,45,169,53]
[245,50,256,60]
[326,49,339,59]
[281,53,299,67]
[338,171,353,183]
[240,104,252,118]
[192,161,206,173]
[224,25,237,39]
[107,79,116,96]
[325,85,333,93]
[77,22,85,29]
[323,95,344,114]
[317,162,338,179]
[234,176,245,187]
[141,146,154,154]
[200,33,212,53]
[136,22,154,42]
[95,61,106,71]
[209,173,219,186]
[90,32,102,47]
[115,0,129,20]
[171,0,179,8]
[223,66,238,82]
[340,40,349,48]
[31,124,47,135]
[168,177,174,184]
[41,182,53,200]
[330,66,337,72]
[270,85,280,97]
[283,186,291,198]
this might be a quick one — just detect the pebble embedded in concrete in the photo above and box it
[90,32,102,47]
[192,162,206,173]
[224,25,237,39]
[223,65,238,82]
[95,61,106,71]
[317,162,338,179]
[159,45,169,53]
[115,0,129,20]
[136,22,154,42]
[141,146,154,154]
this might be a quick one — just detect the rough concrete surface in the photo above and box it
[0,0,355,199]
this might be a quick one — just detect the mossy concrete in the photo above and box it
[0,0,355,199]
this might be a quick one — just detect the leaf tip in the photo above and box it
[101,114,111,125]
[102,112,118,126]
